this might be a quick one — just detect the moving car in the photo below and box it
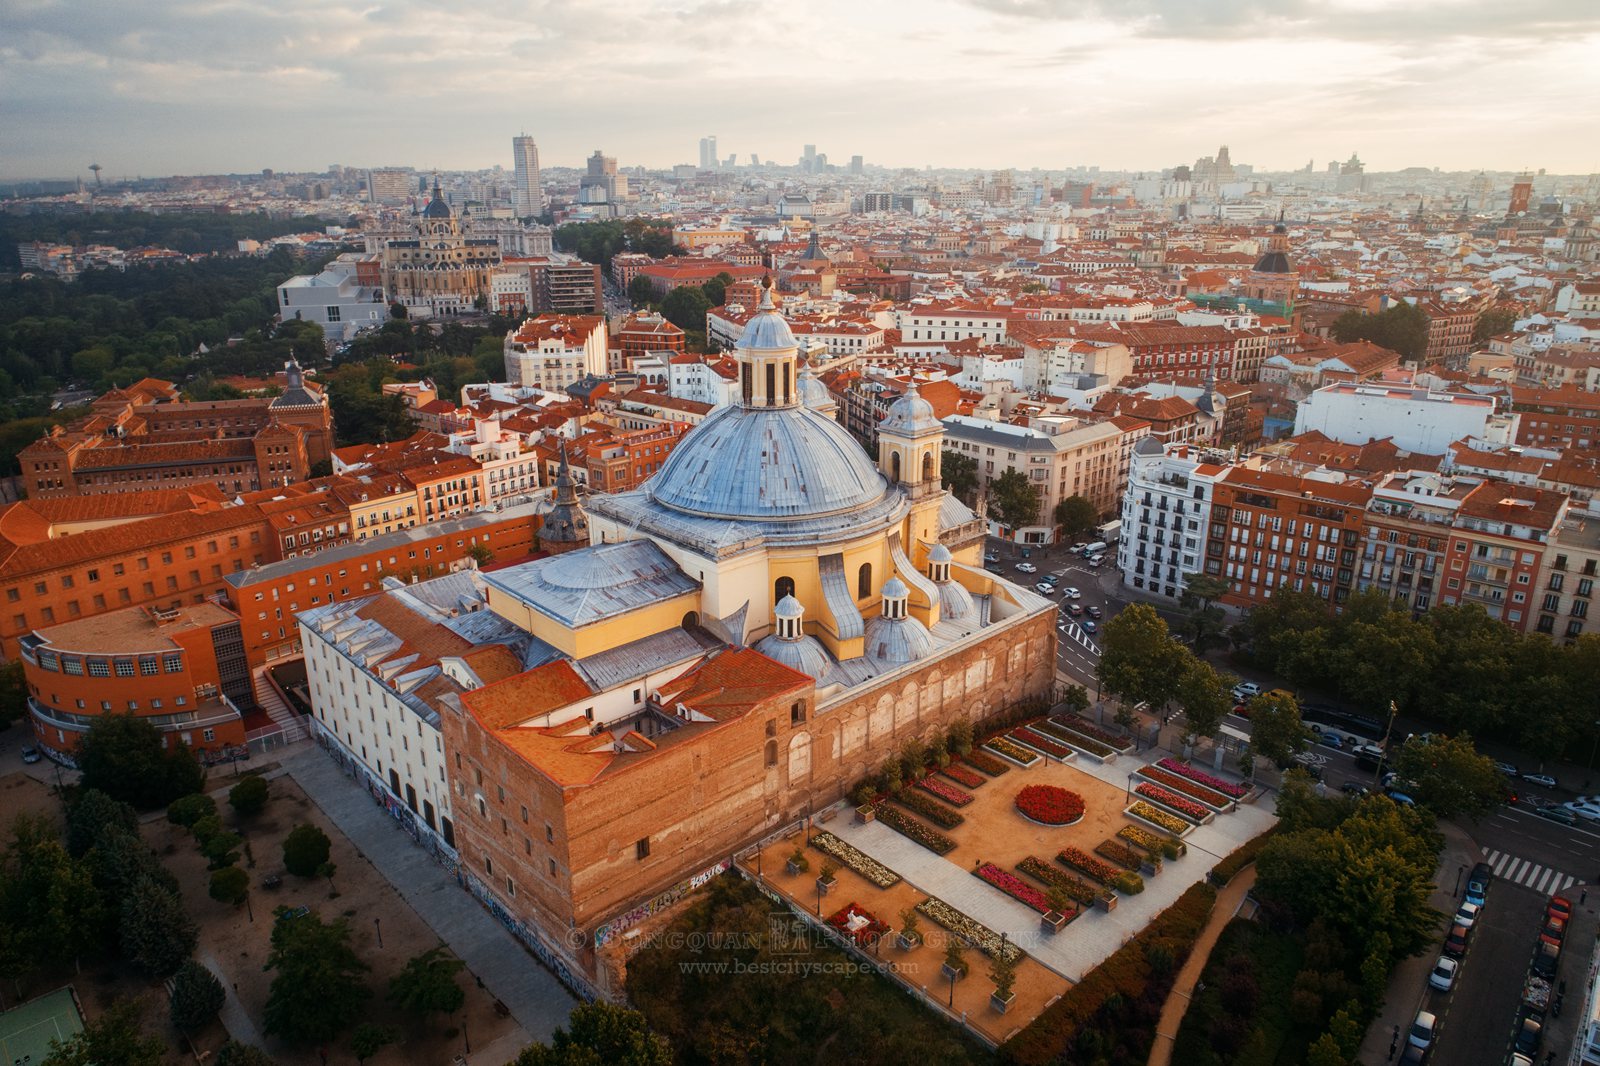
[1561,801,1600,822]
[985,564,1003,574]
[1069,542,1088,554]
[1061,586,1081,599]
[1465,862,1492,906]
[1534,805,1578,826]
[1442,923,1470,958]
[1407,1010,1437,1049]
[1041,573,1059,587]
[1065,603,1084,618]
[1521,771,1558,789]
[984,551,1000,563]
[1082,619,1098,633]
[1015,562,1038,574]
[1086,605,1102,619]
[1452,901,1480,929]
[1035,582,1056,594]
[1316,733,1344,750]
[20,747,41,765]
[1428,956,1457,992]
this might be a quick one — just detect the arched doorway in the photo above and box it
[857,563,872,599]
[775,576,795,602]
[891,452,901,483]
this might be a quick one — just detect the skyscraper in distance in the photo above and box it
[513,134,542,217]
[699,135,718,170]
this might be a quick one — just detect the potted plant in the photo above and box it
[1096,888,1118,912]
[1040,887,1072,934]
[786,845,810,877]
[852,783,877,822]
[816,860,838,896]
[989,935,1017,1013]
[897,905,922,950]
[941,936,968,982]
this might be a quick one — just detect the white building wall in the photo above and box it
[1118,446,1216,599]
[1293,387,1493,454]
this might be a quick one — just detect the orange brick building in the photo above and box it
[20,601,252,762]
[580,423,690,494]
[1208,467,1372,610]
[1436,482,1568,631]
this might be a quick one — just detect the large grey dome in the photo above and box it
[755,631,834,679]
[647,406,888,520]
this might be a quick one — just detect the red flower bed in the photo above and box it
[1135,783,1209,821]
[975,862,1052,913]
[1138,766,1231,808]
[1058,846,1121,884]
[940,762,986,789]
[1015,784,1086,825]
[917,776,974,807]
[1157,757,1249,798]
[963,749,1011,776]
[826,901,890,946]
[1013,725,1074,760]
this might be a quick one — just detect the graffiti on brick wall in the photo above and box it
[462,872,599,1002]
[593,857,732,950]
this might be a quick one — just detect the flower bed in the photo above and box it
[1058,846,1122,885]
[975,862,1053,913]
[809,831,901,888]
[1135,783,1210,822]
[1127,801,1193,837]
[1034,719,1115,759]
[1118,824,1183,860]
[915,897,1025,964]
[874,804,956,855]
[1157,757,1249,798]
[963,749,1011,777]
[1011,725,1075,760]
[1137,765,1232,809]
[984,736,1041,767]
[1052,714,1134,751]
[1014,784,1086,826]
[1016,857,1099,906]
[893,788,965,829]
[940,762,986,789]
[826,901,890,947]
[1095,839,1147,872]
[916,776,974,808]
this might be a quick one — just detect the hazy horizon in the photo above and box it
[4,0,1598,182]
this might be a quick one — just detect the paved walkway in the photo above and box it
[200,946,267,1051]
[283,747,576,1044]
[1146,866,1258,1066]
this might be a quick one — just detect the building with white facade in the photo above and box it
[277,256,387,343]
[1117,439,1231,600]
[512,134,542,218]
[667,353,740,408]
[503,315,608,391]
[1293,381,1513,455]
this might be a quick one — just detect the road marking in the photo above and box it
[1484,850,1580,894]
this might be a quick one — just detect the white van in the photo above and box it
[1084,541,1108,555]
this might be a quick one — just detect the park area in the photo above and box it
[735,713,1275,1045]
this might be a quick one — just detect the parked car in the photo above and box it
[1317,733,1344,750]
[985,564,1003,574]
[1398,1045,1430,1066]
[1443,923,1470,958]
[1452,901,1480,929]
[984,551,1000,563]
[1015,562,1038,574]
[1340,782,1370,797]
[1041,573,1059,586]
[1069,542,1088,554]
[1065,603,1084,618]
[1086,605,1102,619]
[1521,772,1559,789]
[1534,805,1578,826]
[1515,1014,1542,1056]
[20,747,41,765]
[1408,1010,1437,1049]
[1082,619,1098,633]
[1541,916,1567,947]
[1232,682,1262,701]
[1035,582,1056,594]
[1387,790,1417,807]
[1548,896,1573,923]
[1531,941,1560,978]
[1061,586,1081,599]
[1088,554,1105,565]
[1428,956,1458,992]
[1465,862,1492,905]
[1494,761,1520,777]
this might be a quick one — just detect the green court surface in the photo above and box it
[0,986,84,1064]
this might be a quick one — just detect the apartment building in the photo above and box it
[1436,482,1568,632]
[1533,513,1600,641]
[1208,467,1372,610]
[1118,439,1231,599]
[1357,471,1474,615]
[503,315,609,391]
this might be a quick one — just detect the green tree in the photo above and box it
[350,1023,400,1063]
[215,1042,276,1066]
[1178,572,1232,654]
[0,660,25,728]
[203,828,244,870]
[1472,307,1518,343]
[1329,300,1429,362]
[1305,1032,1347,1066]
[987,469,1041,529]
[282,823,332,877]
[1052,494,1098,538]
[1247,689,1309,767]
[512,1002,675,1066]
[42,998,164,1066]
[79,713,205,809]
[168,792,217,829]
[1255,826,1341,924]
[389,945,467,1016]
[120,875,197,978]
[210,865,250,907]
[701,271,735,308]
[1391,732,1503,818]
[0,814,104,978]
[659,286,712,332]
[170,959,226,1032]
[262,911,371,1044]
[1175,659,1233,744]
[1096,604,1191,713]
[65,789,138,858]
[1424,605,1518,734]
[940,449,978,504]
[1231,588,1335,685]
[1328,590,1437,713]
[626,275,657,308]
[228,775,270,817]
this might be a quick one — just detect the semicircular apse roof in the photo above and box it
[646,405,890,522]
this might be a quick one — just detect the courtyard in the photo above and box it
[737,714,1275,1043]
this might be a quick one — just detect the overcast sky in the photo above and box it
[4,0,1598,181]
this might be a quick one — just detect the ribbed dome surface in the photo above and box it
[879,386,941,436]
[754,632,834,679]
[646,405,888,520]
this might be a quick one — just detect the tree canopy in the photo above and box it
[282,823,332,877]
[262,911,371,1045]
[1097,604,1190,712]
[1390,732,1504,819]
[41,998,165,1066]
[554,219,680,272]
[987,469,1041,529]
[388,946,465,1016]
[1246,690,1309,768]
[170,959,226,1032]
[78,714,205,810]
[1053,495,1098,538]
[512,1002,673,1066]
[1328,301,1429,362]
[659,286,712,332]
[940,449,978,505]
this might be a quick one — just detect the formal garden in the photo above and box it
[735,709,1274,1046]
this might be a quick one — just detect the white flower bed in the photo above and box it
[809,831,901,888]
[915,897,1025,964]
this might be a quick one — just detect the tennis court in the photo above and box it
[0,986,84,1064]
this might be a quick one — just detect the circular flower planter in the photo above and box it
[1014,784,1086,826]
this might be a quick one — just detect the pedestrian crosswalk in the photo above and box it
[1483,849,1578,895]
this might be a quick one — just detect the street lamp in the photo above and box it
[374,917,383,948]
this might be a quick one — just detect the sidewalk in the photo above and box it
[1353,819,1479,1066]
[1147,867,1257,1066]
[282,747,577,1044]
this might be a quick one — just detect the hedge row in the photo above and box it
[1209,827,1276,887]
[1001,882,1218,1066]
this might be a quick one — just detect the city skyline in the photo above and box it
[4,0,1599,180]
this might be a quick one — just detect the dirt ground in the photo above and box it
[152,772,522,1065]
[0,771,66,831]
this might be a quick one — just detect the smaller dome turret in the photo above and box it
[755,594,834,680]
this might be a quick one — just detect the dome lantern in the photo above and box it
[735,277,800,409]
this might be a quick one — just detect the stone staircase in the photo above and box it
[250,671,308,743]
